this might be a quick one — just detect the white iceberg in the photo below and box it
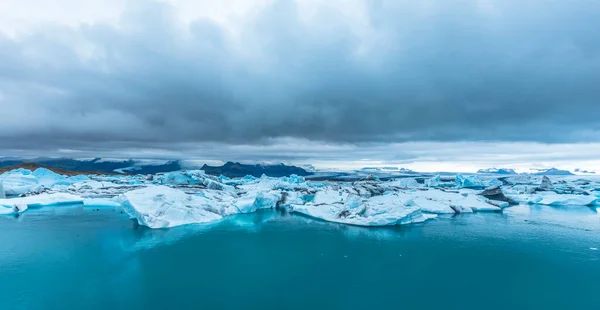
[0,193,83,210]
[32,168,91,187]
[455,174,485,189]
[410,189,499,212]
[387,178,419,188]
[0,169,41,196]
[536,193,599,206]
[119,185,286,228]
[231,190,282,213]
[310,189,350,204]
[507,192,599,206]
[425,175,442,188]
[0,203,27,215]
[291,193,435,227]
[119,186,236,228]
[410,196,460,214]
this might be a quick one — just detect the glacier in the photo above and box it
[1,167,599,229]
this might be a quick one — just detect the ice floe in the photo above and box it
[119,186,235,228]
[0,193,83,209]
[291,193,436,227]
[2,167,600,230]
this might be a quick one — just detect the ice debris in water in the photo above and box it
[455,174,486,189]
[0,169,41,196]
[0,193,83,214]
[291,193,436,227]
[2,167,600,229]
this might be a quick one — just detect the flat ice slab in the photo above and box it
[291,194,436,227]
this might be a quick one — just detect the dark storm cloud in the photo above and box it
[1,0,600,153]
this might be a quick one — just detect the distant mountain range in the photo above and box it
[0,157,584,177]
[476,168,517,174]
[532,168,574,176]
[201,162,311,178]
[0,158,181,175]
[360,167,418,174]
[0,158,312,177]
[477,167,575,175]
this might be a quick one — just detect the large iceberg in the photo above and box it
[119,186,235,228]
[118,185,287,228]
[291,193,435,227]
[455,174,485,189]
[4,165,600,230]
[0,169,41,196]
[409,189,501,212]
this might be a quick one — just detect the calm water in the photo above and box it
[1,206,599,310]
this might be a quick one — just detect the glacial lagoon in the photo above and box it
[1,206,598,310]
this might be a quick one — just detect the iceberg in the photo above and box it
[506,192,599,206]
[118,185,286,228]
[0,169,41,196]
[0,203,27,215]
[0,193,83,210]
[412,189,500,212]
[231,190,282,213]
[410,196,460,214]
[32,168,68,186]
[387,178,419,188]
[119,186,236,228]
[425,175,441,188]
[455,174,485,189]
[291,194,435,227]
[6,165,598,229]
[536,194,599,206]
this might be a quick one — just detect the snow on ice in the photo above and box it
[1,167,599,229]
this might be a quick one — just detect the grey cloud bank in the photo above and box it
[0,0,599,163]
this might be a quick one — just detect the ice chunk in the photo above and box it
[32,168,68,186]
[536,193,599,206]
[413,189,499,212]
[160,171,196,185]
[118,186,254,228]
[538,176,553,191]
[119,186,233,228]
[0,203,28,215]
[455,174,485,189]
[506,192,599,206]
[311,189,350,204]
[291,194,435,226]
[483,178,504,188]
[233,190,282,213]
[411,196,457,214]
[425,175,441,188]
[387,178,419,188]
[0,169,40,196]
[479,186,515,205]
[0,193,83,210]
[283,174,306,184]
[0,181,5,199]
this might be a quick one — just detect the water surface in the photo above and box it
[1,205,599,310]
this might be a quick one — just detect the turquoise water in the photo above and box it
[1,206,599,310]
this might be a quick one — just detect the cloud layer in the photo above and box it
[1,0,600,157]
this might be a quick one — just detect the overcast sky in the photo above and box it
[1,0,599,171]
